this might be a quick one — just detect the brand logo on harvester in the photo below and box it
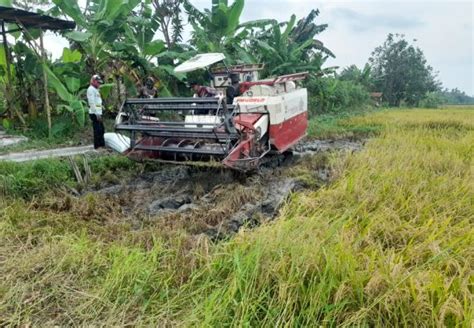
[236,97,266,103]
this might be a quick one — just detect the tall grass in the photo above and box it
[182,109,473,326]
[0,155,140,199]
[0,159,74,199]
[0,108,473,326]
[307,110,382,139]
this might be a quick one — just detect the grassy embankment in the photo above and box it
[0,118,117,155]
[0,108,473,326]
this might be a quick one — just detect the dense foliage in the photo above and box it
[307,76,370,114]
[437,88,474,105]
[412,88,474,109]
[0,1,471,138]
[250,9,334,76]
[0,0,337,134]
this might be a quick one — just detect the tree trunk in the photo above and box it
[39,30,52,138]
[28,98,38,118]
[161,20,172,49]
[2,21,26,126]
[2,21,13,120]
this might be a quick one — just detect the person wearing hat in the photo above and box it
[87,74,105,149]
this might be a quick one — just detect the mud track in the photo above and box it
[92,139,364,240]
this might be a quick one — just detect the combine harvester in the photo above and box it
[106,53,309,171]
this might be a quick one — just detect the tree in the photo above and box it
[52,0,142,73]
[152,0,184,50]
[369,33,440,106]
[438,88,474,105]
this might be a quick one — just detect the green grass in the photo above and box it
[0,155,142,199]
[0,107,473,326]
[0,159,74,199]
[307,109,383,139]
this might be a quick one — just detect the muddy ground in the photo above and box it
[86,139,364,240]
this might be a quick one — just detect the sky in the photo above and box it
[43,0,474,95]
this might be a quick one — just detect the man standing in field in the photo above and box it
[87,74,105,149]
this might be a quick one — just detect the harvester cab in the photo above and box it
[107,53,309,171]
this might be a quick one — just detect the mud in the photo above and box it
[92,138,365,239]
[294,139,365,155]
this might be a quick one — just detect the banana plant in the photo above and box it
[251,10,335,76]
[0,47,11,119]
[183,0,275,63]
[339,64,374,90]
[52,0,142,72]
[43,48,87,126]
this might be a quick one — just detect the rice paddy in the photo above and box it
[0,107,473,326]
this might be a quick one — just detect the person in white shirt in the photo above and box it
[87,74,105,149]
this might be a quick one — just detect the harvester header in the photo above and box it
[106,53,309,171]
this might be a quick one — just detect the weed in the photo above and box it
[0,159,74,199]
[0,155,141,199]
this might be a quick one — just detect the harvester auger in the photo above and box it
[106,53,309,171]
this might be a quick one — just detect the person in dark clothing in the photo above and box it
[189,82,218,114]
[226,73,240,104]
[89,114,105,149]
[138,77,159,98]
[190,81,218,98]
[87,74,106,149]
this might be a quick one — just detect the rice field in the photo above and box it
[0,107,473,326]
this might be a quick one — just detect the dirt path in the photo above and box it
[0,145,95,162]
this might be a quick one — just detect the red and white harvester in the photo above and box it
[107,53,309,171]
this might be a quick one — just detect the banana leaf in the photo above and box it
[65,31,92,42]
[52,0,87,27]
[44,64,73,103]
[62,48,82,63]
[65,77,81,93]
[99,83,115,100]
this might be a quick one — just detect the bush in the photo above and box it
[306,77,370,115]
[419,92,445,108]
[26,114,79,140]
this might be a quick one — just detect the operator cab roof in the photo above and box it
[174,53,225,73]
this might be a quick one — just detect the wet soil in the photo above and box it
[91,138,366,239]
